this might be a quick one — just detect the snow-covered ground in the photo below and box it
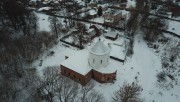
[33,32,180,102]
[94,34,180,102]
[32,1,180,101]
[33,42,77,76]
[35,12,51,32]
[168,20,180,36]
[126,0,136,8]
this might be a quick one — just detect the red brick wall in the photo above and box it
[60,65,116,85]
[92,70,116,83]
[61,65,92,86]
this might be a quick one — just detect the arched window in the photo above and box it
[101,60,102,64]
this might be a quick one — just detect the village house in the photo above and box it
[104,30,119,41]
[89,25,101,36]
[60,39,117,85]
[103,10,127,26]
[85,9,97,19]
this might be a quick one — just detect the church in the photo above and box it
[60,39,117,86]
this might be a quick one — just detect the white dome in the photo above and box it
[88,40,110,69]
[89,40,110,55]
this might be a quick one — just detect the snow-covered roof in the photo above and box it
[109,37,129,60]
[38,7,52,11]
[89,9,97,15]
[168,20,180,36]
[126,0,136,8]
[104,19,113,23]
[93,17,104,23]
[61,50,92,75]
[94,24,101,29]
[35,12,51,32]
[89,40,110,55]
[61,49,117,75]
[87,28,96,36]
[80,13,86,17]
[104,31,118,38]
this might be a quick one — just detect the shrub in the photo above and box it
[112,82,143,102]
[157,71,166,82]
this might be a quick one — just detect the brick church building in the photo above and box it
[60,39,117,86]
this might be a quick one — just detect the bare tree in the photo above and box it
[36,66,59,102]
[141,17,167,41]
[55,75,79,102]
[87,91,105,102]
[78,82,105,102]
[112,82,143,102]
[79,82,94,102]
[49,16,61,38]
[29,66,104,102]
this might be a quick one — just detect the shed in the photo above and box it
[104,31,118,40]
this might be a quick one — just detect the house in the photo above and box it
[103,10,123,25]
[86,28,97,40]
[104,31,118,40]
[89,25,101,36]
[60,40,117,86]
[109,37,129,62]
[85,9,97,19]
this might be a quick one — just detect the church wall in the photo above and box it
[92,70,116,83]
[89,52,110,68]
[61,65,92,86]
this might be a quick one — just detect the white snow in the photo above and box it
[126,0,136,8]
[38,7,52,12]
[61,49,92,75]
[110,43,127,60]
[93,34,180,102]
[33,42,77,75]
[89,9,97,15]
[104,31,118,38]
[168,20,180,36]
[92,17,104,24]
[32,4,180,102]
[35,12,51,32]
[60,48,118,75]
[94,33,128,61]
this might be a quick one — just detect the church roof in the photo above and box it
[60,50,117,75]
[89,39,110,55]
[61,50,92,75]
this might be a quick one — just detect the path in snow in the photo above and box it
[94,34,169,102]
